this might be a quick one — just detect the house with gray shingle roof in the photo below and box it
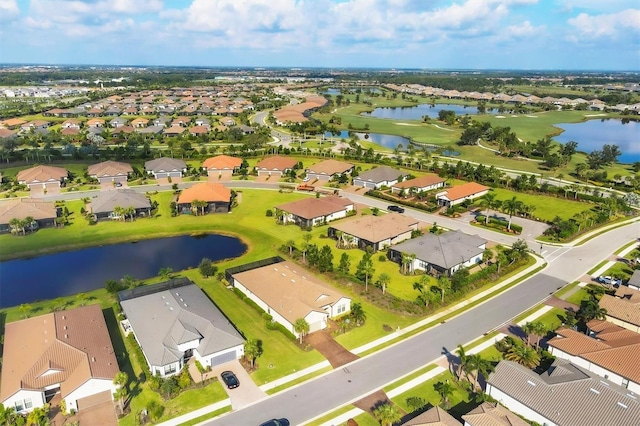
[144,158,187,179]
[89,189,152,220]
[119,279,245,377]
[352,166,406,189]
[487,359,640,426]
[388,230,486,276]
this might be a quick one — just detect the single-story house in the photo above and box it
[388,230,487,276]
[61,119,81,130]
[144,158,187,179]
[401,406,461,426]
[352,166,406,189]
[462,402,529,426]
[306,159,354,181]
[87,160,133,184]
[0,198,59,233]
[328,213,420,252]
[109,117,127,128]
[548,320,640,394]
[176,182,231,214]
[119,279,245,377]
[255,156,298,177]
[228,259,351,337]
[131,117,149,128]
[391,173,446,195]
[275,196,354,228]
[1,118,27,129]
[89,189,152,220]
[487,359,640,426]
[86,118,105,128]
[628,270,640,290]
[436,182,490,207]
[0,304,120,414]
[0,128,18,139]
[16,165,68,189]
[202,155,243,178]
[598,286,640,333]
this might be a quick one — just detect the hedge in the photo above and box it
[476,215,522,233]
[366,190,440,213]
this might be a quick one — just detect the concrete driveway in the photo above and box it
[210,360,267,410]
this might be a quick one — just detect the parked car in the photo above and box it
[387,205,405,213]
[259,419,290,426]
[220,370,239,389]
[597,276,621,286]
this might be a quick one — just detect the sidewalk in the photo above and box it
[158,254,546,426]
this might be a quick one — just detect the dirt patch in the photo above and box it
[306,328,359,368]
[352,390,393,414]
[545,296,579,310]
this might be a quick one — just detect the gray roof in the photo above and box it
[356,166,405,184]
[90,189,151,214]
[390,230,486,270]
[488,360,640,426]
[628,270,640,288]
[145,157,187,173]
[137,125,164,134]
[120,282,244,367]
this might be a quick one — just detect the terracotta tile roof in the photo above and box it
[189,125,209,135]
[0,198,57,224]
[0,128,17,138]
[0,304,119,402]
[438,182,489,201]
[392,174,446,190]
[600,294,640,327]
[86,118,105,126]
[276,196,353,220]
[307,159,354,176]
[329,213,419,243]
[462,402,529,426]
[1,118,27,128]
[256,156,298,171]
[163,125,186,135]
[231,261,349,325]
[17,165,67,184]
[61,127,80,136]
[202,155,242,170]
[402,405,461,425]
[178,182,231,203]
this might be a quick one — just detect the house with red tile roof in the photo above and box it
[598,285,640,333]
[391,173,446,195]
[548,320,640,394]
[255,156,298,177]
[177,182,231,214]
[306,159,354,181]
[202,155,243,178]
[87,160,133,184]
[275,196,354,228]
[17,165,68,189]
[0,198,59,233]
[328,213,420,252]
[0,304,120,415]
[0,118,27,129]
[436,182,490,207]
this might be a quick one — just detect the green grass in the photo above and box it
[487,187,593,222]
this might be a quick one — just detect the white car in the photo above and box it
[303,176,310,182]
[598,276,621,286]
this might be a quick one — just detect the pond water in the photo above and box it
[323,87,382,95]
[0,233,246,308]
[554,119,639,164]
[362,103,483,120]
[324,130,411,149]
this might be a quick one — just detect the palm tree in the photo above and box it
[350,302,366,326]
[244,338,262,369]
[521,322,535,347]
[294,318,310,344]
[456,344,469,380]
[158,267,173,281]
[8,217,21,234]
[502,196,523,231]
[437,276,451,303]
[377,273,391,294]
[125,206,136,221]
[113,371,129,413]
[470,355,495,390]
[301,233,313,262]
[433,380,454,408]
[505,344,540,369]
[286,239,296,256]
[479,192,496,224]
[372,402,402,426]
[191,199,208,216]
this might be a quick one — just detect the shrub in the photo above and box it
[266,209,273,217]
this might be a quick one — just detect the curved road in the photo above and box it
[205,220,639,425]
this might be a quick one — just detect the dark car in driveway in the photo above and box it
[220,370,239,389]
[259,419,289,426]
[387,205,405,213]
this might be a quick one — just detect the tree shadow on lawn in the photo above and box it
[103,307,138,395]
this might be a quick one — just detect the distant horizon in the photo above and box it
[2,1,638,71]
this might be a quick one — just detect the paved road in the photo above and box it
[204,221,639,425]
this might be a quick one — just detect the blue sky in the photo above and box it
[1,0,638,70]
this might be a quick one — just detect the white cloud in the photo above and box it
[0,0,20,22]
[568,9,640,39]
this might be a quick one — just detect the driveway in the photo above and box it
[209,360,267,410]
[306,328,359,368]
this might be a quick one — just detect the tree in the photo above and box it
[286,239,296,256]
[496,250,508,274]
[301,233,313,262]
[19,303,31,319]
[337,252,351,274]
[191,199,208,216]
[158,267,173,281]
[531,321,547,349]
[521,321,535,347]
[372,402,402,426]
[317,244,334,272]
[356,252,375,291]
[26,404,49,426]
[502,196,523,231]
[505,343,540,368]
[413,275,437,308]
[406,396,428,413]
[113,371,129,412]
[456,344,469,381]
[479,193,496,224]
[294,318,310,344]
[377,273,391,294]
[198,258,217,278]
[437,276,451,303]
[467,354,495,390]
[433,380,454,408]
[244,338,262,369]
[350,302,366,326]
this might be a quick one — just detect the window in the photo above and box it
[24,398,33,409]
[336,304,346,314]
[164,364,177,375]
[15,400,24,412]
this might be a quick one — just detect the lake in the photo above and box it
[0,233,246,308]
[554,119,640,164]
[324,130,411,149]
[362,103,483,120]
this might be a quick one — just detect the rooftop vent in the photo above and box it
[183,304,188,308]
[627,393,636,400]
[64,334,68,339]
[527,380,536,386]
[91,357,96,362]
[600,380,610,386]
[64,326,67,330]
[169,307,174,311]
[590,388,601,395]
[180,298,184,302]
[618,402,628,409]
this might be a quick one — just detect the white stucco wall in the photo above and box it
[487,384,553,426]
[2,389,45,414]
[64,379,116,412]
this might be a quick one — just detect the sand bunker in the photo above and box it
[394,123,419,126]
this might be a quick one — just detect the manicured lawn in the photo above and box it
[487,187,593,222]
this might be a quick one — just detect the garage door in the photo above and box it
[308,319,325,333]
[76,390,112,411]
[210,351,237,367]
[169,171,181,177]
[155,172,169,178]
